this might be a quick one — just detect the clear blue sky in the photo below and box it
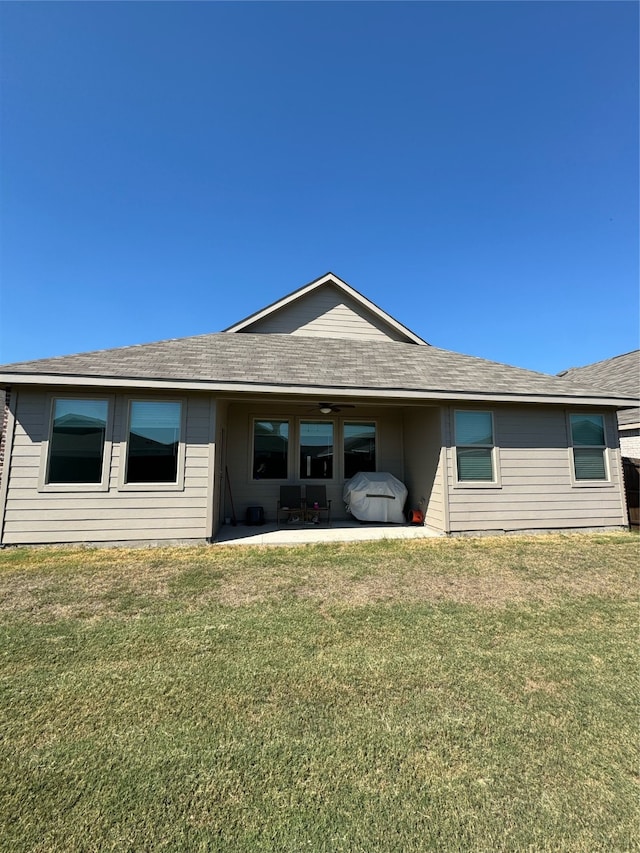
[1,1,638,375]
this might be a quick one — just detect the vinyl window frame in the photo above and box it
[299,419,335,481]
[247,416,379,485]
[567,411,612,487]
[453,409,501,488]
[251,417,291,481]
[38,394,114,493]
[343,419,377,480]
[118,397,187,492]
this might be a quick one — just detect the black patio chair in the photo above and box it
[277,485,304,527]
[304,485,331,527]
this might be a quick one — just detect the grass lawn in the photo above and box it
[1,533,638,852]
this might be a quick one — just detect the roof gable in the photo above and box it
[223,272,428,345]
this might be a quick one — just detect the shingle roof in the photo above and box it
[1,333,636,406]
[559,350,640,426]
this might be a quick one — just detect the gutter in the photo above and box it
[0,372,637,409]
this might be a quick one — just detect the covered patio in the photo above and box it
[213,518,443,546]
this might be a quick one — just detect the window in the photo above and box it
[253,420,289,479]
[300,421,333,479]
[125,401,182,484]
[570,413,608,481]
[344,422,376,479]
[46,398,109,485]
[455,411,495,482]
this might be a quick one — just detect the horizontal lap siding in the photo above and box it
[446,405,626,532]
[402,408,445,531]
[2,389,213,545]
[426,449,446,531]
[247,286,407,342]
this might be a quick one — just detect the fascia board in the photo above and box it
[221,272,335,332]
[1,372,637,409]
[329,277,429,346]
[319,274,429,345]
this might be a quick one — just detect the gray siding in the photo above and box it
[2,388,214,544]
[445,404,627,533]
[240,284,410,342]
[211,399,228,533]
[402,407,446,531]
[3,390,628,544]
[223,402,405,522]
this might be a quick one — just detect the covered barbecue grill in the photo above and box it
[343,472,408,524]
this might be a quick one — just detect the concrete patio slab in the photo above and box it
[213,519,442,546]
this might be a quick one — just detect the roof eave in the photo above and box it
[1,371,636,409]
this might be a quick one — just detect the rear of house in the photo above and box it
[0,274,635,545]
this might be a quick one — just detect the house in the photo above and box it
[0,272,637,545]
[558,350,640,459]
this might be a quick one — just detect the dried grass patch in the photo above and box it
[1,533,638,852]
[201,534,638,608]
[0,533,636,620]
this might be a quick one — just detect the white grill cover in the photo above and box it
[343,472,408,523]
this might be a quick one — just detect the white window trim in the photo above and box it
[38,394,114,493]
[453,409,502,489]
[118,397,187,492]
[567,411,612,488]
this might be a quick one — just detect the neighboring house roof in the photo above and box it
[0,332,636,408]
[559,350,640,428]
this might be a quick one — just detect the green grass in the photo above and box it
[1,533,638,852]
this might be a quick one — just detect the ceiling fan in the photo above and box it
[310,402,356,414]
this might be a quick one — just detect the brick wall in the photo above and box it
[620,430,640,460]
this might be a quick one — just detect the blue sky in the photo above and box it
[1,1,638,375]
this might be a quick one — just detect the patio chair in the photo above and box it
[304,485,332,527]
[277,485,304,527]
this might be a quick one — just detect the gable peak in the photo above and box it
[223,272,429,345]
